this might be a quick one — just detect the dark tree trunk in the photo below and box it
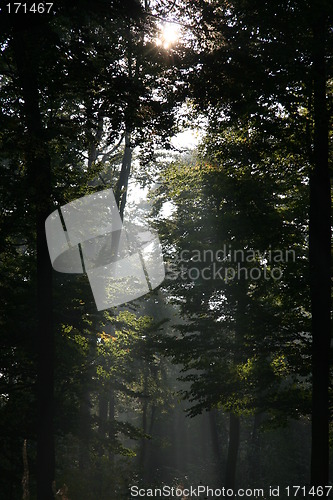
[36,175,54,500]
[224,280,246,491]
[99,391,108,437]
[309,7,331,488]
[22,439,30,500]
[11,24,55,500]
[78,393,91,472]
[115,131,132,219]
[225,413,240,491]
[209,409,223,484]
[108,389,115,463]
[139,369,149,475]
[247,413,263,486]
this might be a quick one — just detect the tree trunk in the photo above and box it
[225,413,240,491]
[11,24,55,500]
[208,409,223,484]
[78,392,91,472]
[108,389,115,464]
[115,131,132,219]
[247,413,263,486]
[139,368,149,475]
[99,391,108,435]
[309,7,331,488]
[224,280,247,491]
[22,439,30,500]
[36,171,54,500]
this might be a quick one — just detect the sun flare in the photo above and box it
[156,23,180,49]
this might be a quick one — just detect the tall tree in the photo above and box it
[9,17,55,499]
[181,0,332,486]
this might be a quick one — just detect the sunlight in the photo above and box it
[156,22,180,49]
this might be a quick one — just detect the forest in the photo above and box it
[0,0,332,499]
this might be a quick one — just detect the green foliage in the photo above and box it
[154,118,311,423]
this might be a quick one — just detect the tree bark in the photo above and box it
[309,7,331,488]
